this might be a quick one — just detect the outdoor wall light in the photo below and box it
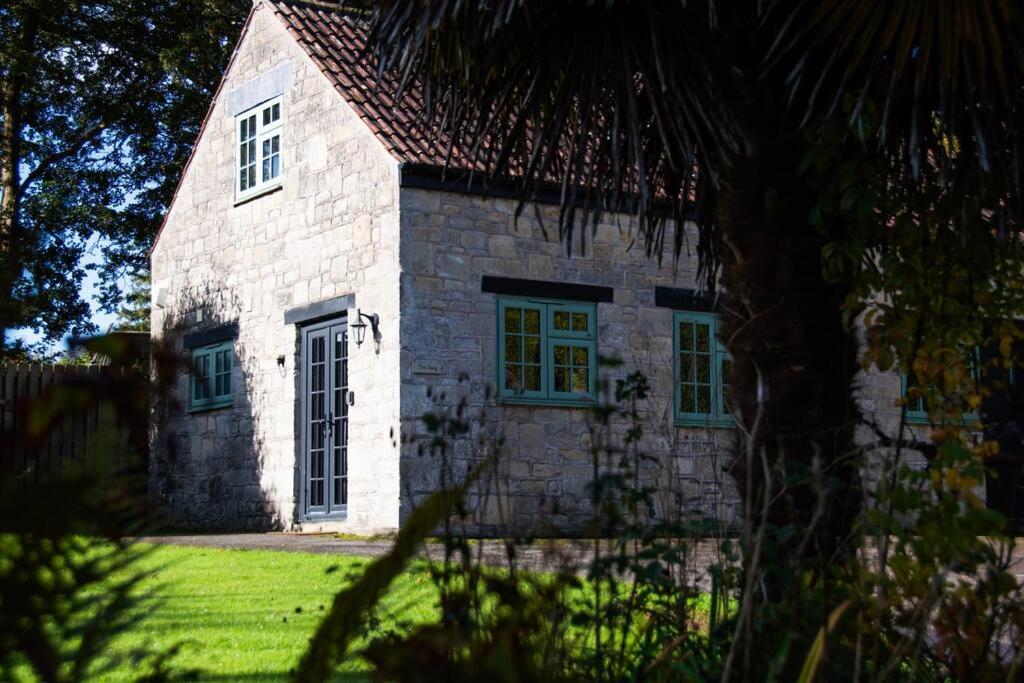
[351,309,382,350]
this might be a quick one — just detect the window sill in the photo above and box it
[234,182,282,207]
[674,418,735,429]
[302,510,347,521]
[497,396,596,409]
[188,401,233,414]
[903,414,980,428]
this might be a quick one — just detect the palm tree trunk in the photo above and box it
[716,85,862,602]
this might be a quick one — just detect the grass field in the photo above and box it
[90,545,439,682]
[6,541,720,681]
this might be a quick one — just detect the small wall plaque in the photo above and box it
[412,360,445,375]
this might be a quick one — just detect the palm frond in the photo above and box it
[772,0,1024,223]
[368,0,736,274]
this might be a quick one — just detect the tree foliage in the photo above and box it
[0,0,250,352]
[367,0,1024,604]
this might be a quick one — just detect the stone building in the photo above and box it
[150,0,916,533]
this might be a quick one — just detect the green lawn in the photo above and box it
[93,545,439,682]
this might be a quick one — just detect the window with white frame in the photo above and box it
[236,96,282,200]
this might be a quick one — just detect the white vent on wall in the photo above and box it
[153,283,169,309]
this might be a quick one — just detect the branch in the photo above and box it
[17,122,108,197]
[862,419,938,461]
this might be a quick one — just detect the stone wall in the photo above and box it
[397,189,740,534]
[150,4,403,532]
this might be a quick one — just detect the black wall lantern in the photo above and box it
[351,309,381,350]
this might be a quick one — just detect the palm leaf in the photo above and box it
[367,0,735,271]
[772,0,1024,220]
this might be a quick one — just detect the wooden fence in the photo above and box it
[0,363,141,485]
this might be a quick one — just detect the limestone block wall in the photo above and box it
[150,4,402,532]
[397,188,740,534]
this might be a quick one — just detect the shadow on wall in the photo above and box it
[151,284,282,531]
[400,369,739,538]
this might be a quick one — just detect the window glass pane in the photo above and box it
[572,367,588,393]
[696,385,711,413]
[572,346,589,365]
[524,365,541,391]
[680,353,693,383]
[263,156,271,182]
[553,311,570,331]
[505,365,521,390]
[193,354,210,400]
[571,312,588,332]
[679,322,693,350]
[524,309,541,334]
[695,354,710,383]
[273,103,280,120]
[695,324,710,352]
[682,386,696,413]
[554,344,569,365]
[504,307,521,332]
[525,337,541,364]
[554,367,569,393]
[504,335,521,362]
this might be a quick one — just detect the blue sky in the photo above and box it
[5,241,121,356]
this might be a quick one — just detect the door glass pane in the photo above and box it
[309,334,326,508]
[332,329,348,508]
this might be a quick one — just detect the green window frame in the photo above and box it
[497,297,597,405]
[190,340,234,412]
[899,347,980,425]
[673,311,732,427]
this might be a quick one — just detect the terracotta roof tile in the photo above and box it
[269,0,469,170]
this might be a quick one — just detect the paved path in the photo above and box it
[136,533,729,589]
[136,532,1024,593]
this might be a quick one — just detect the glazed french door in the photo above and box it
[301,318,349,517]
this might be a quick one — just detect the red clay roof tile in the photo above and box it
[269,0,469,170]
